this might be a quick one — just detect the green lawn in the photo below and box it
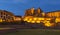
[4,29,60,35]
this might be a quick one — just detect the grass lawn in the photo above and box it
[4,29,60,35]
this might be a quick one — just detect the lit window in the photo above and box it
[44,23,52,27]
[27,20,31,22]
[36,21,40,23]
[31,21,35,23]
[24,18,28,21]
[33,17,37,20]
[44,21,54,27]
[0,19,2,22]
[38,18,44,20]
[29,18,32,21]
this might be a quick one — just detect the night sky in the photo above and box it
[0,0,60,16]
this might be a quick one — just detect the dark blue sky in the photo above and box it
[0,0,60,16]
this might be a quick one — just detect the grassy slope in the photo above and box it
[4,29,60,35]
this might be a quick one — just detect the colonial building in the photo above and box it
[45,10,60,18]
[0,10,15,22]
[0,10,22,22]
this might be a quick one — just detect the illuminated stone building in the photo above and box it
[0,10,15,22]
[24,8,60,18]
[45,10,60,18]
[14,16,22,21]
[24,8,60,27]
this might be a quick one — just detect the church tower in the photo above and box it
[36,8,43,17]
[24,8,35,16]
[24,7,43,17]
[37,8,43,14]
[30,8,34,15]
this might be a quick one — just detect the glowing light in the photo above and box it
[45,18,51,20]
[55,18,60,23]
[36,21,40,23]
[33,18,37,20]
[29,18,32,21]
[44,23,52,27]
[27,18,32,22]
[27,20,31,22]
[24,18,28,21]
[44,21,53,27]
[31,21,35,23]
[16,18,21,21]
[0,19,2,22]
[43,20,49,23]
[42,13,45,16]
[38,18,44,20]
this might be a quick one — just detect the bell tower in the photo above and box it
[37,8,43,14]
[36,8,43,17]
[30,8,34,15]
